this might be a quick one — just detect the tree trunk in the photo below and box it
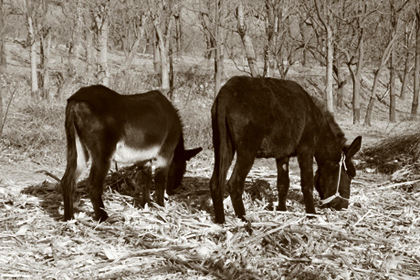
[159,42,170,95]
[121,16,146,73]
[325,24,334,113]
[364,35,397,125]
[0,0,6,73]
[94,6,110,87]
[0,66,3,138]
[153,33,161,75]
[214,0,224,98]
[389,50,396,122]
[169,45,174,98]
[352,73,361,124]
[152,16,173,95]
[40,29,51,100]
[85,28,94,75]
[334,64,346,109]
[412,9,420,120]
[399,51,411,100]
[0,84,3,138]
[237,2,259,77]
[27,15,39,100]
[68,0,82,77]
[174,13,182,59]
[263,1,276,77]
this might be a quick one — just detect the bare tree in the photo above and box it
[0,0,6,73]
[263,0,278,77]
[64,0,83,77]
[39,24,51,99]
[236,1,259,77]
[119,5,148,73]
[89,0,111,87]
[389,0,399,123]
[23,0,40,99]
[313,0,334,113]
[198,0,226,97]
[399,19,415,101]
[274,4,301,79]
[340,26,365,124]
[214,0,225,96]
[364,0,409,126]
[173,5,182,59]
[147,0,176,96]
[0,0,3,137]
[412,4,420,120]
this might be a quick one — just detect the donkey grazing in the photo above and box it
[210,76,362,224]
[61,85,202,221]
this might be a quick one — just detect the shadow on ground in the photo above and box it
[21,164,305,222]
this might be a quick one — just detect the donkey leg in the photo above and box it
[227,150,256,221]
[154,167,169,207]
[276,157,290,211]
[87,158,111,222]
[140,163,153,208]
[297,153,316,214]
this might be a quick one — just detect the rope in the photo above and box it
[320,153,348,205]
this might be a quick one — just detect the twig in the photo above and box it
[35,170,61,182]
[352,210,372,228]
[375,179,420,190]
[0,87,17,136]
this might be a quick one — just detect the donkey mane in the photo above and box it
[311,96,346,147]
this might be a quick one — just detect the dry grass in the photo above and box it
[2,40,420,280]
[1,160,419,280]
[361,130,420,175]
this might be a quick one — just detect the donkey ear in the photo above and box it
[184,147,202,161]
[344,136,362,158]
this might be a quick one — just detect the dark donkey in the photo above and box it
[210,76,362,224]
[61,85,202,221]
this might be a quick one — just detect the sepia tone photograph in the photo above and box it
[0,0,419,279]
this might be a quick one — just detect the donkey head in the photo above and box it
[166,147,202,195]
[315,136,362,210]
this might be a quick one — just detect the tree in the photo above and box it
[23,0,40,99]
[214,0,225,97]
[389,0,399,123]
[39,24,51,99]
[63,0,83,77]
[91,1,111,87]
[364,0,409,126]
[263,0,278,77]
[236,1,259,77]
[412,4,420,120]
[340,25,365,124]
[313,0,334,113]
[0,0,6,73]
[198,0,227,97]
[273,4,301,79]
[302,0,335,112]
[115,2,149,73]
[147,0,176,96]
[399,18,415,101]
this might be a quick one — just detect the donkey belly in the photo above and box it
[112,141,167,168]
[257,135,296,159]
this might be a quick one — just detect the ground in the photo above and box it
[1,41,420,279]
[1,122,420,279]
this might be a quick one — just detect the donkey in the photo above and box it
[61,85,202,222]
[210,76,362,224]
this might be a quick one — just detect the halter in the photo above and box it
[319,153,349,205]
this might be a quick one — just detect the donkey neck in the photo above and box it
[314,122,344,166]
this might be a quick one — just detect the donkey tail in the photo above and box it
[210,92,233,224]
[61,100,86,221]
